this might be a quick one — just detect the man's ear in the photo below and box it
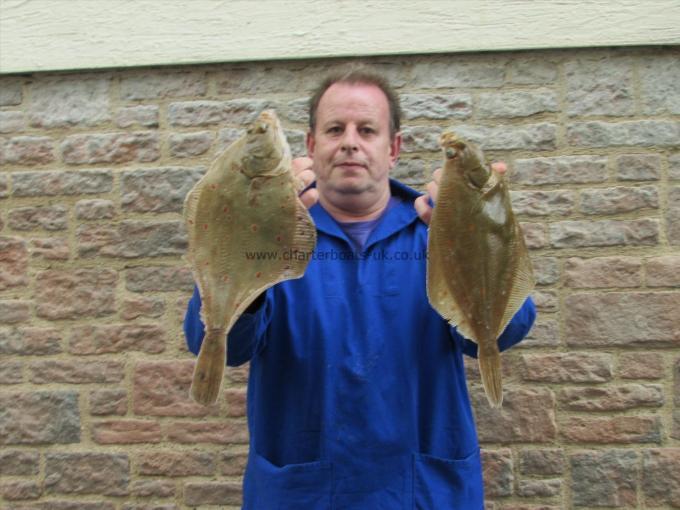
[306,131,315,159]
[389,132,402,168]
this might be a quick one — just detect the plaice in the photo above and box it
[184,110,316,405]
[426,132,534,407]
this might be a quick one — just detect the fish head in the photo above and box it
[440,131,490,190]
[242,110,291,177]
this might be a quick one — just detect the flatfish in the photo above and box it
[427,132,534,407]
[184,110,316,405]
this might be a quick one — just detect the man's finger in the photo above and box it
[426,180,438,204]
[297,169,315,188]
[414,194,433,225]
[299,188,319,209]
[491,161,507,174]
[292,157,314,176]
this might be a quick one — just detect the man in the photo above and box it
[184,66,536,509]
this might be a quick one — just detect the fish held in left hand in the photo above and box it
[427,132,534,408]
[184,110,317,405]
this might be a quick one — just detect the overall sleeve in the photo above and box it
[451,296,537,358]
[183,285,273,366]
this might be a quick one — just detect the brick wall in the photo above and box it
[0,47,679,509]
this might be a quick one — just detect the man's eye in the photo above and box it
[327,126,342,134]
[360,127,375,135]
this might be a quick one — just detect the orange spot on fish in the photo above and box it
[210,184,217,190]
[256,271,262,278]
[223,275,229,282]
[203,224,209,231]
[275,234,282,242]
[188,219,194,225]
[223,206,229,213]
[251,224,258,232]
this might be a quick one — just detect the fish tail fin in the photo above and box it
[190,328,227,405]
[479,346,503,408]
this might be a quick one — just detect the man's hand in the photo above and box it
[293,157,319,209]
[414,162,508,225]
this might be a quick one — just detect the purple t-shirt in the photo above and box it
[336,196,401,251]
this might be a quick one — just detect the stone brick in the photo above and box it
[0,451,40,475]
[667,186,680,245]
[166,421,249,444]
[520,222,548,249]
[531,290,557,312]
[521,316,559,347]
[282,97,310,124]
[616,153,661,181]
[77,220,187,258]
[184,481,242,506]
[217,127,244,151]
[133,360,216,417]
[640,54,680,114]
[121,167,204,213]
[45,453,129,496]
[509,59,558,84]
[115,105,159,128]
[646,255,680,287]
[619,352,665,380]
[400,93,472,120]
[130,479,176,498]
[565,57,635,116]
[216,61,339,95]
[674,411,680,441]
[5,502,115,510]
[642,449,680,507]
[29,360,125,384]
[30,237,70,260]
[1,237,31,289]
[550,219,659,248]
[227,364,249,384]
[120,71,206,100]
[473,387,557,442]
[168,131,213,157]
[125,265,194,292]
[90,388,127,415]
[669,153,680,180]
[61,131,160,165]
[562,416,661,443]
[410,60,505,88]
[510,190,575,216]
[0,79,23,105]
[580,185,658,215]
[121,505,178,510]
[92,419,162,444]
[0,111,25,133]
[517,479,561,498]
[35,268,117,320]
[168,99,269,127]
[226,388,247,418]
[675,358,680,406]
[11,169,113,197]
[29,78,110,128]
[531,257,559,285]
[121,296,165,320]
[392,158,428,186]
[137,451,215,477]
[1,480,42,500]
[511,155,606,185]
[478,90,557,119]
[570,449,638,507]
[482,449,513,497]
[0,327,61,355]
[559,384,664,411]
[452,123,556,151]
[567,120,680,148]
[8,205,68,231]
[565,292,680,347]
[0,391,79,444]
[401,125,442,153]
[74,199,115,220]
[69,323,165,354]
[0,136,55,165]
[522,352,612,383]
[0,173,8,197]
[564,256,642,288]
[285,128,307,157]
[219,451,248,476]
[0,360,22,384]
[519,449,564,476]
[0,300,31,324]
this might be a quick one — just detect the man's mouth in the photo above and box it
[334,161,367,170]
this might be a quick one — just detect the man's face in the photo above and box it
[307,82,401,202]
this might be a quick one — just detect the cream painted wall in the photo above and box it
[1,0,679,74]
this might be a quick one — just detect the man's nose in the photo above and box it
[340,127,359,152]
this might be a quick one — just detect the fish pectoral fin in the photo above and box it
[190,328,227,405]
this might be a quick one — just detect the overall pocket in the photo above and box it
[413,448,483,510]
[244,452,332,510]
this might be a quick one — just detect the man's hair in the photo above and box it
[308,64,402,140]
